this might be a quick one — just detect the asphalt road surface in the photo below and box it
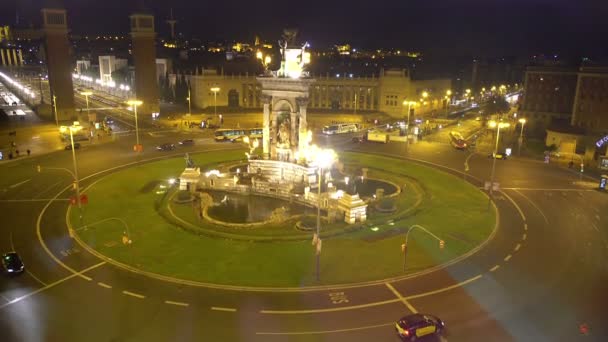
[1,117,607,342]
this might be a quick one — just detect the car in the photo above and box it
[178,139,194,146]
[104,116,115,125]
[352,136,364,143]
[488,152,507,159]
[65,143,81,150]
[2,252,24,274]
[395,313,444,341]
[156,143,175,151]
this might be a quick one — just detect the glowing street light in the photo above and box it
[210,86,220,121]
[187,86,192,116]
[311,148,337,281]
[127,99,143,151]
[80,91,93,121]
[422,91,429,99]
[518,118,527,156]
[488,120,510,198]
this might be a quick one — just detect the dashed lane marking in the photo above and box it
[165,300,189,307]
[0,262,105,310]
[490,265,500,272]
[504,254,512,261]
[8,179,30,189]
[514,243,521,252]
[122,290,145,299]
[211,306,237,312]
[592,224,600,233]
[524,223,528,231]
[255,322,395,335]
[385,283,417,313]
[97,282,112,289]
[522,233,527,241]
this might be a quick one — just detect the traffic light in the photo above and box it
[37,165,41,173]
[401,243,407,253]
[439,240,445,249]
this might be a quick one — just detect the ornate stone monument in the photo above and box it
[257,29,315,162]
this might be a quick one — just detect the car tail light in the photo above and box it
[403,330,409,336]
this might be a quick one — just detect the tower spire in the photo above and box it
[166,8,177,40]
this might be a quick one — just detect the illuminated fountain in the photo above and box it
[180,30,369,225]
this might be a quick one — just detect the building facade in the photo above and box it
[189,68,450,117]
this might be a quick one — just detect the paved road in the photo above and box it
[0,117,607,341]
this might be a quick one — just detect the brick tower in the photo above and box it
[130,9,159,115]
[41,2,75,121]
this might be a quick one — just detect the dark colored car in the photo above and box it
[65,143,81,150]
[156,143,176,151]
[2,252,24,274]
[352,136,364,143]
[178,139,194,146]
[395,313,444,341]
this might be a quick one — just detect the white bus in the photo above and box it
[214,128,263,142]
[322,123,359,135]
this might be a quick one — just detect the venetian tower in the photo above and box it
[130,6,159,115]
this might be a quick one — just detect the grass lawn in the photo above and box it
[73,150,495,287]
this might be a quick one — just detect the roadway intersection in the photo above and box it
[1,111,607,341]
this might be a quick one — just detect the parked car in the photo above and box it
[65,143,81,150]
[156,143,176,151]
[488,152,507,160]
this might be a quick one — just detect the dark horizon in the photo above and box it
[1,0,608,58]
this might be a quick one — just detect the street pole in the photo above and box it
[316,166,322,281]
[489,125,501,199]
[69,128,82,222]
[134,104,140,146]
[354,92,357,114]
[84,94,90,122]
[53,95,59,126]
[187,87,191,116]
[214,91,218,119]
[518,120,525,156]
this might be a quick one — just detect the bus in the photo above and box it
[322,123,359,135]
[214,128,263,142]
[449,131,468,149]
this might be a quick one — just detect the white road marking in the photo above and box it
[385,283,417,313]
[592,224,600,233]
[524,223,528,231]
[522,233,527,241]
[504,254,512,261]
[490,265,500,272]
[0,261,105,310]
[97,282,112,289]
[514,243,521,252]
[9,232,46,286]
[0,199,70,202]
[256,322,395,335]
[0,294,10,303]
[122,290,145,299]
[165,300,189,307]
[513,189,549,225]
[504,187,594,192]
[211,306,237,312]
[8,179,30,188]
[500,191,526,221]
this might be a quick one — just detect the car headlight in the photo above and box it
[8,269,13,273]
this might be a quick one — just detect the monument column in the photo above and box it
[42,6,75,121]
[297,97,309,154]
[262,94,271,159]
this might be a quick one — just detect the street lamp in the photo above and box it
[187,86,191,116]
[312,148,336,281]
[402,100,416,136]
[210,86,220,121]
[518,118,526,156]
[127,99,143,151]
[80,91,93,122]
[52,95,59,126]
[488,120,510,199]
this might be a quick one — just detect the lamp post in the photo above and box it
[80,91,93,122]
[210,86,220,121]
[127,99,143,150]
[68,126,82,225]
[488,120,510,199]
[445,90,452,117]
[187,86,191,116]
[52,95,59,126]
[312,148,336,281]
[518,118,526,156]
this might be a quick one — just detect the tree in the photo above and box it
[485,95,511,117]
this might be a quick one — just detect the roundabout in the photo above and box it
[69,150,496,287]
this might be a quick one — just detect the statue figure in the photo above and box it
[185,153,195,168]
[277,118,291,148]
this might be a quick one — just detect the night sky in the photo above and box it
[2,0,608,57]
